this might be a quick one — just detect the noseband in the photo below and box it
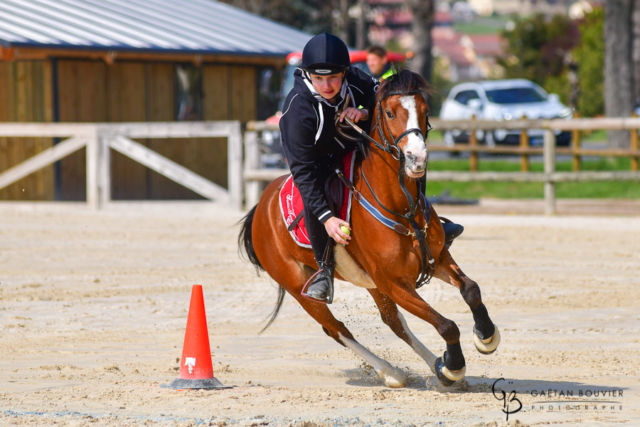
[376,89,433,160]
[336,89,436,288]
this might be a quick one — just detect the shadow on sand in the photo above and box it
[344,369,627,400]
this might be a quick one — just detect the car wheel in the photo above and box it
[556,131,572,147]
[484,131,496,148]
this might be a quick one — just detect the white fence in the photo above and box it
[0,122,242,210]
[3,119,639,214]
[244,118,640,215]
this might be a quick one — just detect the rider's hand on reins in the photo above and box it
[339,107,368,123]
[324,216,351,245]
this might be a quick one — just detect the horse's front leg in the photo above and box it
[381,282,466,386]
[435,248,501,356]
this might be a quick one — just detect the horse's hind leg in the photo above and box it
[435,249,501,355]
[250,184,405,388]
[368,288,438,374]
[254,242,408,387]
[290,292,408,388]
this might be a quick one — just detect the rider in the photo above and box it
[279,33,377,304]
[366,45,395,81]
[280,33,463,304]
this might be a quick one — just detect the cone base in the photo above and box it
[162,377,232,390]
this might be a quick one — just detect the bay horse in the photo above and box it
[239,70,500,387]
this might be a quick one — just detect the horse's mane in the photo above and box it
[375,69,434,103]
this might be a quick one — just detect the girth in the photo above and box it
[335,163,435,289]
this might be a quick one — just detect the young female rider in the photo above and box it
[279,33,377,303]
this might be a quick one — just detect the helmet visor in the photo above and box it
[304,64,347,76]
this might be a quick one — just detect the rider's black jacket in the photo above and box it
[280,67,378,223]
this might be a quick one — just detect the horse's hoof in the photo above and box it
[377,366,407,388]
[434,356,466,386]
[474,324,501,355]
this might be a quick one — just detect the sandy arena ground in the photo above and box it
[0,200,638,426]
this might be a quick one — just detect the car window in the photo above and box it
[485,88,547,104]
[351,62,369,73]
[454,90,480,105]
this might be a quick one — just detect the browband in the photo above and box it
[381,89,427,101]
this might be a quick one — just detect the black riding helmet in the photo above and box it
[301,33,350,75]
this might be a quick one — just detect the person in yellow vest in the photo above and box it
[366,45,395,81]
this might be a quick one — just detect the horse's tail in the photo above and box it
[238,204,264,274]
[260,286,286,334]
[237,203,286,334]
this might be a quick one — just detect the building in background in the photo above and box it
[367,0,504,83]
[0,0,310,201]
[467,0,576,16]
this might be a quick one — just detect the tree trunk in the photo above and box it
[355,0,367,50]
[633,0,640,105]
[404,0,435,84]
[604,0,634,147]
[339,0,349,44]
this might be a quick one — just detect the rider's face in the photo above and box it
[310,72,344,100]
[366,53,387,76]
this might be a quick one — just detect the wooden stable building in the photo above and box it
[0,0,309,201]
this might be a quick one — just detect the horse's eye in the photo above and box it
[385,110,394,119]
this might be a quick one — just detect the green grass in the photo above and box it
[428,157,633,172]
[426,181,640,199]
[453,16,509,35]
[425,157,640,199]
[580,129,607,142]
[428,130,443,140]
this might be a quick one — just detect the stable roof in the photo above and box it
[0,0,312,56]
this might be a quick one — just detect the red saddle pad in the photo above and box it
[279,151,356,248]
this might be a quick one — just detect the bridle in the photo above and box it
[336,90,432,156]
[335,90,436,288]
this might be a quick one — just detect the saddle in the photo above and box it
[287,173,344,232]
[279,151,356,248]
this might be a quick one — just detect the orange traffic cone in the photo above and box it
[164,285,230,390]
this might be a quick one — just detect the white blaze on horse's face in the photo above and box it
[399,95,428,178]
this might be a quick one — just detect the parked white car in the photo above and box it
[439,79,573,147]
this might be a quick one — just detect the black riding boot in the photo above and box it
[303,259,336,304]
[443,221,464,249]
[303,233,336,304]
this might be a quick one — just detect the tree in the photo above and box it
[572,7,604,118]
[604,0,635,147]
[219,0,338,35]
[498,13,580,106]
[404,0,435,83]
[634,1,640,103]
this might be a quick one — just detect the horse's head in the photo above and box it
[375,70,432,178]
